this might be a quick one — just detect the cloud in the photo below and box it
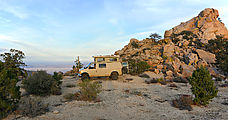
[0,35,34,47]
[0,1,28,19]
[0,17,11,23]
[0,48,7,53]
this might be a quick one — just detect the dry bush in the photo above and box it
[65,84,76,88]
[78,79,102,101]
[23,71,62,96]
[18,96,48,117]
[172,94,193,111]
[63,93,80,101]
[64,80,102,102]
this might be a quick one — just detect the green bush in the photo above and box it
[131,41,139,48]
[18,96,48,117]
[206,36,228,74]
[188,66,218,105]
[78,79,102,101]
[0,68,21,119]
[63,93,80,101]
[23,71,62,96]
[0,49,25,119]
[128,59,150,75]
[52,72,63,95]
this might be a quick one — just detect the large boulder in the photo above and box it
[196,49,216,63]
[163,43,175,57]
[180,63,195,78]
[186,53,198,65]
[143,71,164,79]
[197,59,208,67]
[164,8,228,42]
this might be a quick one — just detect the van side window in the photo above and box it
[97,58,105,62]
[99,64,106,68]
[110,58,117,61]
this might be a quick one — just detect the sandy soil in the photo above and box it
[6,75,228,120]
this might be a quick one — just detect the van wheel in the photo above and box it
[122,67,128,74]
[81,74,89,81]
[110,72,118,80]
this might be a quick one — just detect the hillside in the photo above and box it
[115,8,228,81]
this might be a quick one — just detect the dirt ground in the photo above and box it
[6,74,228,120]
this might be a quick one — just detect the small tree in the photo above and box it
[74,56,83,73]
[0,49,26,77]
[0,49,25,119]
[188,66,218,105]
[206,36,228,74]
[149,33,161,41]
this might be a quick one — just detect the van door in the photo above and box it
[87,63,97,77]
[96,63,109,76]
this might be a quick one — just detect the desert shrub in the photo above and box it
[131,41,139,48]
[18,96,48,117]
[206,36,228,74]
[78,79,102,101]
[0,49,25,119]
[149,33,161,41]
[0,68,21,119]
[23,71,61,96]
[156,78,164,83]
[138,73,150,78]
[63,93,80,101]
[188,66,218,105]
[172,94,193,111]
[173,38,180,44]
[128,59,150,75]
[51,72,63,95]
[63,80,102,102]
[53,72,63,85]
[169,83,177,88]
[65,84,76,88]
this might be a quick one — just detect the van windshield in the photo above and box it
[84,62,92,69]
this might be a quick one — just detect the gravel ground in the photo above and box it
[6,75,228,120]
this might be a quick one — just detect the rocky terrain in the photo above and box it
[5,75,228,120]
[4,8,228,120]
[165,8,228,42]
[115,8,228,81]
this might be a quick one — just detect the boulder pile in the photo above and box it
[114,8,227,82]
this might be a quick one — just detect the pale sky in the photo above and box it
[0,0,228,64]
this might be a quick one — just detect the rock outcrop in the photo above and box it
[114,8,227,82]
[164,8,228,43]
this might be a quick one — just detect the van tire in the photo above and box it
[81,73,89,81]
[122,67,128,74]
[110,72,118,80]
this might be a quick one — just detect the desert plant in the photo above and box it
[128,59,150,75]
[23,70,61,96]
[52,72,63,86]
[0,49,25,119]
[65,84,76,88]
[172,94,193,111]
[74,56,83,73]
[131,41,139,48]
[18,96,48,117]
[149,33,161,41]
[0,68,21,119]
[78,79,102,101]
[206,36,228,74]
[188,66,218,105]
[63,93,80,101]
